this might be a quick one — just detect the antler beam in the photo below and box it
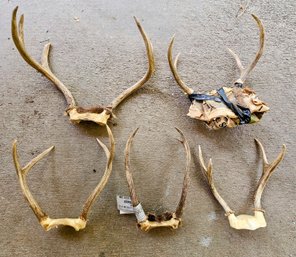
[110,17,155,109]
[12,7,76,109]
[254,139,286,211]
[13,125,115,231]
[228,14,265,85]
[168,37,194,95]
[124,128,191,232]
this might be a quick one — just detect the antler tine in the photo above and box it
[175,128,191,218]
[12,140,55,222]
[254,139,286,211]
[227,48,244,73]
[124,127,140,207]
[80,124,115,221]
[110,17,155,110]
[228,14,265,85]
[12,6,76,109]
[198,146,234,215]
[168,36,194,95]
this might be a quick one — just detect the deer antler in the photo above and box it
[124,127,191,232]
[167,15,268,130]
[198,140,286,230]
[12,7,155,126]
[168,14,264,92]
[167,38,194,95]
[198,146,234,216]
[11,7,76,109]
[227,14,265,86]
[13,125,115,231]
[110,17,155,109]
[254,139,286,212]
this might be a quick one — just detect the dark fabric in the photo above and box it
[216,88,251,124]
[188,87,251,124]
[188,93,222,102]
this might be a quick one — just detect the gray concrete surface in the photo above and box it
[0,0,295,256]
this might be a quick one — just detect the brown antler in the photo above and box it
[167,37,194,95]
[110,17,155,109]
[11,7,76,109]
[198,140,286,230]
[227,14,265,85]
[198,146,234,215]
[254,139,286,211]
[175,127,191,219]
[168,14,265,92]
[124,127,191,232]
[12,7,155,125]
[13,125,115,231]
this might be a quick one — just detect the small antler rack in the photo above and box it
[124,128,191,232]
[167,14,268,130]
[13,125,115,231]
[198,139,286,230]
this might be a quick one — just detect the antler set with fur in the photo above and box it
[168,14,269,130]
[12,6,155,126]
[13,125,115,231]
[198,139,286,230]
[124,128,191,232]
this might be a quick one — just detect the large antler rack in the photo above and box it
[124,128,191,232]
[12,6,155,126]
[198,139,286,230]
[13,125,115,231]
[167,14,269,130]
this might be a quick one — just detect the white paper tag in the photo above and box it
[134,203,146,222]
[116,195,134,214]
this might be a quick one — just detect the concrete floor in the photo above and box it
[0,0,295,256]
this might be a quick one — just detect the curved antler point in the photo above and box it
[174,126,181,132]
[13,6,19,13]
[133,16,141,26]
[131,127,140,137]
[169,35,175,45]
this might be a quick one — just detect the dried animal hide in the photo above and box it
[188,87,269,129]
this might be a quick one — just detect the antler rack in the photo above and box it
[13,125,115,231]
[12,6,155,126]
[167,14,268,130]
[198,139,286,230]
[168,14,265,92]
[124,128,191,232]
